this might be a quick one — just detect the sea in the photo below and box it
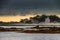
[0,26,60,40]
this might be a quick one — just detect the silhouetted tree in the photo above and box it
[20,15,60,23]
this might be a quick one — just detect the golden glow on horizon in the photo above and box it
[56,15,60,18]
[0,15,36,22]
[0,14,60,22]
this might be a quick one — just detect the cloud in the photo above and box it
[0,0,60,15]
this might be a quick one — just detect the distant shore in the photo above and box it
[0,26,60,33]
[1,23,60,26]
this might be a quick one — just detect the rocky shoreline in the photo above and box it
[0,26,60,33]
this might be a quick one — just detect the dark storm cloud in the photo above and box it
[0,0,60,15]
[0,0,8,9]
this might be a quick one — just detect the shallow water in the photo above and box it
[0,32,60,40]
[0,25,60,28]
[0,26,60,40]
[0,26,34,28]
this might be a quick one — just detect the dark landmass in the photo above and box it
[20,15,60,24]
[0,27,23,32]
[22,27,60,33]
[21,26,60,33]
[0,26,60,33]
[0,15,60,26]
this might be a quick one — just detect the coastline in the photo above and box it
[0,26,60,33]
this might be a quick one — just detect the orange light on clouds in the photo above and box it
[0,14,60,22]
[0,15,35,22]
[56,15,60,18]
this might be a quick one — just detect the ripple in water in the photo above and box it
[0,32,60,40]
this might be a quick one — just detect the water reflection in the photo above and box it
[0,26,34,28]
[0,32,60,40]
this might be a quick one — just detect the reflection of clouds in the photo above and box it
[0,32,60,40]
[0,37,58,40]
[0,37,33,40]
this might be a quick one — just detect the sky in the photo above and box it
[0,0,60,22]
